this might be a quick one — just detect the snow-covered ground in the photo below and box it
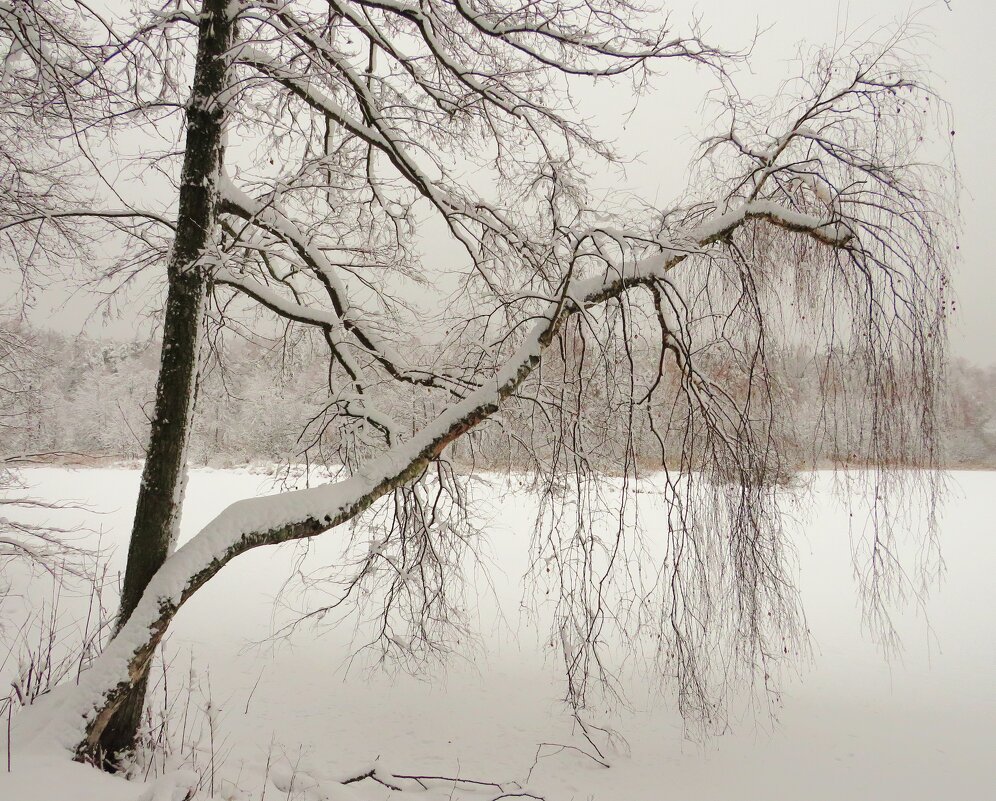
[1,467,994,800]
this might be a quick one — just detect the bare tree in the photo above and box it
[1,0,955,774]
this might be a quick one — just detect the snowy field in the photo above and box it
[1,467,994,801]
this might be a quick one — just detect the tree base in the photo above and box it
[76,675,149,772]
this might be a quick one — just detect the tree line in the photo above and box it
[4,324,993,471]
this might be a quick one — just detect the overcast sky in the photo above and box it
[5,0,994,365]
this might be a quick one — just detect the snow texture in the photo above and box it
[2,467,993,801]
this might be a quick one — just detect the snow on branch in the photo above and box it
[693,200,852,248]
[350,0,726,76]
[0,209,177,235]
[233,45,445,204]
[217,176,477,398]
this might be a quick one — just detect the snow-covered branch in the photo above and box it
[0,209,176,234]
[217,177,479,398]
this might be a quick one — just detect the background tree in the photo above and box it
[2,0,956,776]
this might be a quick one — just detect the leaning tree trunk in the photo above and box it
[91,0,234,769]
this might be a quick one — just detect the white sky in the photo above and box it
[4,0,994,366]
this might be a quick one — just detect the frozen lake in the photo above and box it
[2,466,994,800]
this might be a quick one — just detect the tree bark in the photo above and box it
[93,0,234,769]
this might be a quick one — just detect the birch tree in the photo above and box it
[2,0,955,772]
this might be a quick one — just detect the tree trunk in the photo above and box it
[92,0,234,769]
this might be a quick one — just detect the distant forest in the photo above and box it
[3,324,995,470]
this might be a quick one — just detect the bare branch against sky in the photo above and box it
[1,0,991,365]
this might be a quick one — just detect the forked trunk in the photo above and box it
[86,0,234,769]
